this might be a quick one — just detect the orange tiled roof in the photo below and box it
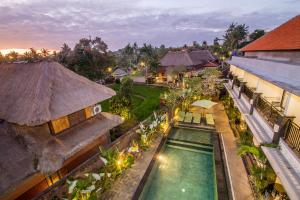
[241,15,300,52]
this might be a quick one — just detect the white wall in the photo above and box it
[256,79,284,102]
[285,94,300,125]
[244,72,259,89]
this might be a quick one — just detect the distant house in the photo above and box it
[157,50,217,82]
[112,68,127,79]
[0,61,122,200]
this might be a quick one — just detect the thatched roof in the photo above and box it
[0,112,122,197]
[188,50,215,65]
[160,50,215,67]
[160,51,194,67]
[0,61,115,126]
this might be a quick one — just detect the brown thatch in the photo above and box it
[0,61,115,126]
[188,50,215,65]
[160,50,215,67]
[0,112,122,196]
[160,51,194,67]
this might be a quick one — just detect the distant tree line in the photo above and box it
[0,22,265,80]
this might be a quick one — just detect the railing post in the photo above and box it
[250,92,261,115]
[232,75,237,89]
[238,81,246,99]
[272,116,295,144]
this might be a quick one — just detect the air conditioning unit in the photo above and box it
[93,104,102,116]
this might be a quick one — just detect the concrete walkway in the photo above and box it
[213,103,254,200]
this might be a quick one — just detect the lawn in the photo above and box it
[101,84,168,121]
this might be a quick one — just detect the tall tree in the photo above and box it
[223,23,249,50]
[40,48,50,58]
[6,51,19,62]
[202,41,208,49]
[249,29,265,41]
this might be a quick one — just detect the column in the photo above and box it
[249,92,261,115]
[238,82,246,99]
[272,116,295,144]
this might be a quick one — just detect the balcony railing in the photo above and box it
[244,85,254,100]
[284,120,300,152]
[256,96,284,127]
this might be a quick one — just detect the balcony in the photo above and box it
[284,120,300,154]
[256,95,284,128]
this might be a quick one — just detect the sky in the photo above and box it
[0,0,299,52]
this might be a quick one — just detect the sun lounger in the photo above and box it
[177,111,185,122]
[205,114,215,126]
[192,113,201,124]
[184,112,193,123]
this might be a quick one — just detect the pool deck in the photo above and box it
[212,103,254,200]
[101,136,163,200]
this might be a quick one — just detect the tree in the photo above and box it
[57,37,112,80]
[202,41,208,49]
[192,41,201,49]
[223,23,249,50]
[40,48,50,58]
[119,77,134,103]
[6,51,19,62]
[0,52,5,63]
[249,29,265,41]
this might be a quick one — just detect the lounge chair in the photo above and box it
[177,111,185,122]
[192,113,201,124]
[205,114,215,126]
[184,112,193,123]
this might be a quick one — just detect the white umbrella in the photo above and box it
[191,99,217,109]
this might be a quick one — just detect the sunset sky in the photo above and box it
[0,0,299,51]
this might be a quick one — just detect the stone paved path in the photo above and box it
[101,136,162,200]
[213,103,254,200]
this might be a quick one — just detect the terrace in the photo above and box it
[225,56,300,199]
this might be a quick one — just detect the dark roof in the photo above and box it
[160,50,194,66]
[188,50,215,65]
[160,50,215,67]
[0,61,115,126]
[0,112,122,197]
[241,15,300,52]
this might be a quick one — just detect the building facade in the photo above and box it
[157,49,217,83]
[0,61,122,200]
[224,15,300,199]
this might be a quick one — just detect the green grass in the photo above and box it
[101,84,168,121]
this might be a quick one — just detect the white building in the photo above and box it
[225,15,300,199]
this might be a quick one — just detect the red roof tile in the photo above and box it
[241,15,300,52]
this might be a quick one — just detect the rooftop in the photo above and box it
[160,50,215,67]
[0,61,116,126]
[228,56,300,96]
[241,15,300,52]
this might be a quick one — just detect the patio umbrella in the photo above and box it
[191,99,217,109]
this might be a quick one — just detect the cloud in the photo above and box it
[0,0,299,50]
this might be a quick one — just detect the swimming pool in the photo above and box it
[139,127,217,200]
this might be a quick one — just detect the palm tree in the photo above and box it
[29,48,39,61]
[6,51,19,62]
[40,48,50,58]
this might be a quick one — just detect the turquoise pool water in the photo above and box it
[139,127,217,200]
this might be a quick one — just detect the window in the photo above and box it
[49,105,101,135]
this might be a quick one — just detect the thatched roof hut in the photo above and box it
[160,50,215,67]
[0,61,122,198]
[0,61,115,126]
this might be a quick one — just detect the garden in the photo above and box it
[101,78,168,138]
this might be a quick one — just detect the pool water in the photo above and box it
[139,127,217,200]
